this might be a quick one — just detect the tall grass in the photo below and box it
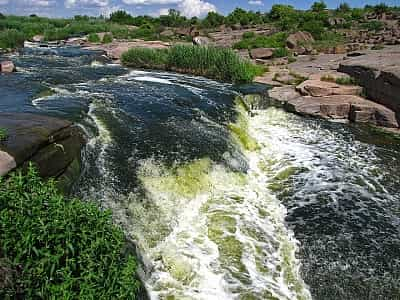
[0,29,25,49]
[121,45,264,83]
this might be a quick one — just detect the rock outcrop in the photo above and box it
[267,86,398,128]
[0,61,15,73]
[286,31,314,49]
[338,48,400,124]
[0,113,85,192]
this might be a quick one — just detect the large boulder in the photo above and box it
[338,47,400,124]
[0,61,15,73]
[0,113,85,192]
[286,31,314,49]
[250,48,274,59]
[296,79,362,97]
[193,36,212,46]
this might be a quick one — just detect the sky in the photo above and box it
[0,0,398,18]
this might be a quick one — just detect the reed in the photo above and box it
[122,45,264,83]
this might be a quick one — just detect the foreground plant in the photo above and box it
[0,165,141,299]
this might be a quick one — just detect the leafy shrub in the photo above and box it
[233,32,288,50]
[0,29,26,49]
[122,45,264,83]
[242,31,256,39]
[88,33,100,43]
[102,33,113,44]
[0,166,141,299]
[335,76,357,85]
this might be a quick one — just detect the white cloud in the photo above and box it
[0,0,9,5]
[248,0,263,5]
[23,0,55,6]
[158,8,170,15]
[178,0,215,17]
[65,0,109,8]
[122,0,180,4]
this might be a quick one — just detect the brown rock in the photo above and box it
[32,35,44,42]
[286,31,314,49]
[250,48,274,59]
[0,61,15,73]
[296,79,362,97]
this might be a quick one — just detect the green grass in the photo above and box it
[0,29,26,49]
[0,128,7,141]
[122,45,264,83]
[321,74,357,85]
[0,165,141,299]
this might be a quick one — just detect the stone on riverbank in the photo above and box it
[0,113,85,192]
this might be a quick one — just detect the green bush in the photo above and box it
[242,31,256,39]
[0,29,26,49]
[122,45,264,83]
[102,33,113,44]
[233,32,288,50]
[362,20,384,31]
[88,33,100,43]
[0,166,141,299]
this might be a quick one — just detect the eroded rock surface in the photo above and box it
[0,113,85,191]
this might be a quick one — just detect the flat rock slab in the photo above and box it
[0,113,84,179]
[296,79,362,97]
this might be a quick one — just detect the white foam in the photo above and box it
[132,76,173,85]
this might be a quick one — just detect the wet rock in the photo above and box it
[0,61,15,73]
[250,48,274,59]
[0,113,85,192]
[296,79,362,97]
[32,35,44,42]
[286,31,314,49]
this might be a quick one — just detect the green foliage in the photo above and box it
[159,9,188,27]
[337,2,351,13]
[202,11,225,28]
[242,31,256,39]
[0,128,7,141]
[335,76,357,85]
[273,47,290,58]
[362,20,384,31]
[373,3,390,14]
[0,165,141,299]
[109,10,135,25]
[311,1,327,12]
[312,31,344,51]
[122,45,264,84]
[102,33,113,44]
[233,32,288,50]
[88,33,101,43]
[0,29,25,49]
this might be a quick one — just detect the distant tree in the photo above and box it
[29,14,38,18]
[269,4,296,20]
[109,10,134,25]
[373,3,390,14]
[74,15,90,21]
[337,2,351,13]
[0,13,5,19]
[159,9,187,27]
[311,1,327,12]
[203,12,224,28]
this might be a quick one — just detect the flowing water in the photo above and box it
[1,48,400,300]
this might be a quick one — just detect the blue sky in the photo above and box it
[0,0,398,18]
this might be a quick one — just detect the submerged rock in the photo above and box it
[0,113,85,192]
[0,61,15,73]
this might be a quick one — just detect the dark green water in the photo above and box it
[1,48,399,300]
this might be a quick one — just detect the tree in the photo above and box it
[109,10,134,25]
[373,3,390,14]
[269,4,296,20]
[337,2,351,13]
[311,1,327,12]
[203,12,224,28]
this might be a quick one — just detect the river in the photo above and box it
[1,47,399,300]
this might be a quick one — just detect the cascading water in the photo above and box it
[1,48,399,300]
